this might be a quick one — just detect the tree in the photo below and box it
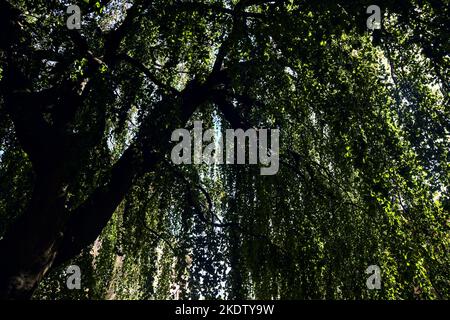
[0,0,448,299]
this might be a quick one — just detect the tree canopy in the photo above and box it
[0,0,448,299]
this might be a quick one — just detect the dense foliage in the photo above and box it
[0,0,448,299]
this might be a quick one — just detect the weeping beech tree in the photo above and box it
[0,0,448,299]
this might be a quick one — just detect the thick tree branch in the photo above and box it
[53,66,231,266]
[116,53,180,95]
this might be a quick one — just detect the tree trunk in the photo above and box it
[0,171,67,299]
